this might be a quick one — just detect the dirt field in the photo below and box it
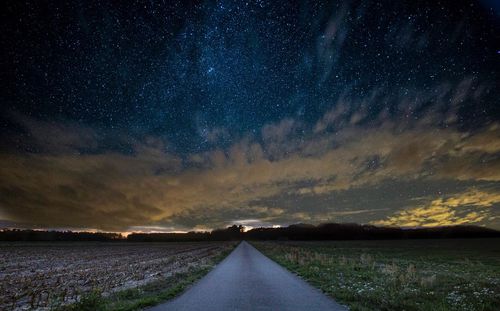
[0,242,234,310]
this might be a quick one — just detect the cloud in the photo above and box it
[1,77,499,231]
[200,127,230,144]
[2,112,498,231]
[261,118,297,142]
[314,94,349,133]
[316,4,348,83]
[371,189,500,227]
[8,112,100,154]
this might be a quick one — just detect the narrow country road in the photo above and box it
[149,241,347,311]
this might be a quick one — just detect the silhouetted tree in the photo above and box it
[2,224,498,242]
[0,229,123,241]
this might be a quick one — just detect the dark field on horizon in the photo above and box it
[0,242,235,310]
[254,238,500,311]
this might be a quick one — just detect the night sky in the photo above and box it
[1,0,499,232]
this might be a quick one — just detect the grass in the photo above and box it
[252,239,500,311]
[55,243,236,311]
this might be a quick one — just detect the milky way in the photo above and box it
[1,0,499,232]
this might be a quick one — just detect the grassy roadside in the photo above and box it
[252,239,500,311]
[56,242,237,311]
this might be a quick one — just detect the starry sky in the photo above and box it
[1,0,499,232]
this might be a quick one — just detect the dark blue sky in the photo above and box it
[1,0,499,231]
[3,0,499,152]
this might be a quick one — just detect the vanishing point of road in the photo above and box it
[149,241,347,311]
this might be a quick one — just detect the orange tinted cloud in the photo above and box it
[372,189,499,227]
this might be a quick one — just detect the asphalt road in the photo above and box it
[149,241,347,311]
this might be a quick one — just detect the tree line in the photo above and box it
[0,228,123,241]
[1,223,498,241]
